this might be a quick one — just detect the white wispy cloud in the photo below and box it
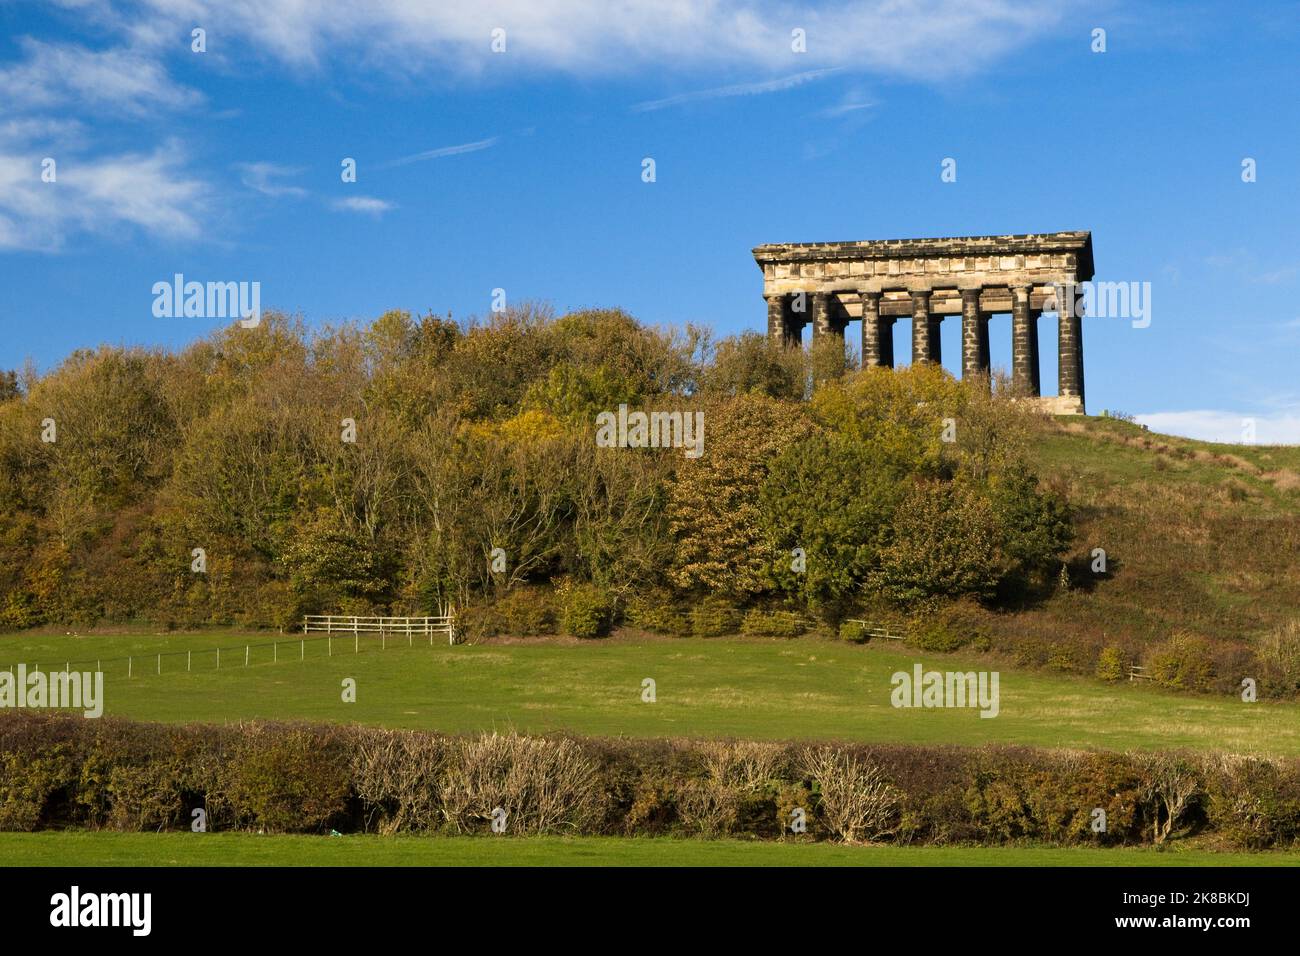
[331,196,396,216]
[816,88,877,118]
[0,117,87,149]
[0,32,209,251]
[380,137,500,169]
[1138,409,1300,445]
[0,141,208,252]
[129,0,1067,79]
[632,68,842,112]
[236,161,308,197]
[0,37,199,116]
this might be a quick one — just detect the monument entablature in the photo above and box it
[753,231,1095,414]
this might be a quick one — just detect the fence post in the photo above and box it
[128,657,132,678]
[328,636,332,657]
[157,654,161,675]
[300,639,304,661]
[216,648,220,670]
[355,633,358,654]
[245,645,250,667]
[188,650,191,672]
[274,642,278,663]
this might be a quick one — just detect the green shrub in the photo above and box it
[1045,640,1090,673]
[741,608,806,638]
[1205,755,1300,849]
[775,782,816,838]
[224,727,351,833]
[105,763,186,831]
[496,587,558,636]
[1095,645,1128,682]
[625,591,690,636]
[558,582,615,638]
[1147,633,1217,692]
[0,748,75,831]
[0,591,40,631]
[463,586,578,639]
[838,620,871,644]
[624,777,681,834]
[906,601,990,653]
[688,597,741,637]
[73,723,192,831]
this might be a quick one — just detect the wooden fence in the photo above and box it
[844,619,906,641]
[303,614,457,646]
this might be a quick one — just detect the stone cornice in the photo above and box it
[753,231,1094,280]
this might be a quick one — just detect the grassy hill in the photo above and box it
[2,417,1296,750]
[980,415,1300,682]
[3,419,1296,867]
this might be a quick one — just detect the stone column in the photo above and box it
[1011,284,1039,396]
[765,293,787,345]
[910,290,934,365]
[811,291,833,342]
[1057,283,1085,410]
[961,288,989,383]
[787,290,810,344]
[978,313,991,370]
[1029,307,1042,396]
[860,292,885,366]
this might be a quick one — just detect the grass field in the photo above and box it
[6,831,1299,867]
[3,630,1296,754]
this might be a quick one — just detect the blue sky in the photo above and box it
[2,1,1298,441]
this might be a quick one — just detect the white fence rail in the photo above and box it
[303,614,457,646]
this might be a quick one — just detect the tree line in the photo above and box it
[0,306,1070,632]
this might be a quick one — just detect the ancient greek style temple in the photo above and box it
[754,231,1094,414]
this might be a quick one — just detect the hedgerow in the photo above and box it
[2,714,1297,849]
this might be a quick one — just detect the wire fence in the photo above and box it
[4,614,457,679]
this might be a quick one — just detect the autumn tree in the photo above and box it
[666,394,811,599]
